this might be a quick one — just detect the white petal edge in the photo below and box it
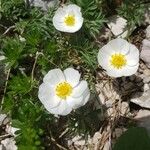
[64,68,81,87]
[126,44,139,66]
[67,88,90,109]
[67,96,83,109]
[98,48,110,70]
[123,63,139,76]
[43,68,65,86]
[38,83,61,109]
[106,66,124,78]
[71,80,88,98]
[66,4,81,13]
[49,100,72,116]
[82,88,90,105]
[108,38,130,54]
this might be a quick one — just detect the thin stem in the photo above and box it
[1,69,11,110]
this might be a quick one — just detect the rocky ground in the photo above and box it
[66,20,150,150]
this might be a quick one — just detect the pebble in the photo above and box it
[120,102,129,116]
[28,0,59,11]
[98,93,105,105]
[114,128,123,138]
[141,39,150,69]
[146,25,150,40]
[130,90,150,109]
[1,138,17,150]
[107,15,128,38]
[0,114,9,125]
[144,84,149,91]
[143,69,150,76]
[143,76,150,83]
[134,110,150,132]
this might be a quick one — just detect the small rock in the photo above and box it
[144,84,149,91]
[98,93,105,105]
[5,125,20,137]
[144,8,150,25]
[107,108,114,117]
[92,132,101,150]
[143,76,150,83]
[134,110,150,132]
[1,138,18,150]
[28,0,59,11]
[120,102,129,116]
[105,100,114,108]
[0,114,7,126]
[141,39,150,68]
[130,89,150,109]
[0,114,9,125]
[143,69,150,76]
[107,15,128,38]
[114,128,123,138]
[146,25,150,40]
[92,132,101,144]
[103,140,110,150]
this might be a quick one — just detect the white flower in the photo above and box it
[38,68,90,116]
[98,38,139,77]
[52,4,83,33]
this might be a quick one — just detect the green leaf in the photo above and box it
[8,75,32,94]
[113,127,150,150]
[2,37,25,67]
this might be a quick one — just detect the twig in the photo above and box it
[59,128,69,139]
[31,52,40,81]
[1,69,11,110]
[31,51,61,82]
[0,134,10,140]
[51,137,68,150]
[2,25,15,36]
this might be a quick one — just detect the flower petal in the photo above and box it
[67,88,90,109]
[71,80,88,97]
[66,4,81,12]
[67,96,83,109]
[123,63,139,76]
[43,69,65,86]
[108,38,129,54]
[38,83,61,109]
[64,68,81,87]
[106,67,124,78]
[82,88,90,105]
[49,101,72,116]
[126,44,139,66]
[98,47,110,69]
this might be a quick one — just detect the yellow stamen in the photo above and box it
[110,53,127,69]
[64,15,75,26]
[55,82,73,99]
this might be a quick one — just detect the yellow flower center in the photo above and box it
[55,82,73,99]
[64,15,75,26]
[110,53,127,69]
